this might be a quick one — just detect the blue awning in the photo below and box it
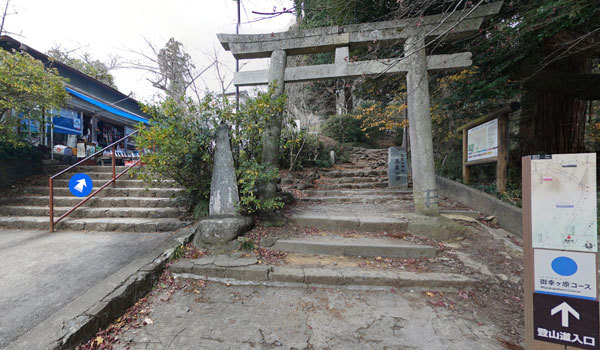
[66,87,149,125]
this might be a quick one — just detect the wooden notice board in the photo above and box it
[458,103,519,193]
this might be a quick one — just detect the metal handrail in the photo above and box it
[49,130,143,232]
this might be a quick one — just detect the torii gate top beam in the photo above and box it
[218,2,503,60]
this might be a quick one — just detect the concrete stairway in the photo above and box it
[0,165,189,232]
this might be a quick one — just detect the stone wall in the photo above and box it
[436,176,523,237]
[0,159,43,188]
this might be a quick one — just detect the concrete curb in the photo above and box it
[171,259,479,289]
[4,227,196,350]
[436,176,522,236]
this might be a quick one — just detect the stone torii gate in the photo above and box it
[218,2,502,216]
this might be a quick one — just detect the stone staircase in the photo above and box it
[0,165,189,232]
[290,149,408,205]
[171,147,483,291]
[283,147,474,228]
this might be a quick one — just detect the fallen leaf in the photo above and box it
[143,317,153,325]
[496,337,524,350]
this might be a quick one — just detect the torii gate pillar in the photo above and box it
[258,49,287,200]
[405,34,438,215]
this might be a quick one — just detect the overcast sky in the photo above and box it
[3,0,296,102]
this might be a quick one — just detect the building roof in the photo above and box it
[0,35,149,124]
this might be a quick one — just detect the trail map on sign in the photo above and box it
[531,153,597,252]
[467,118,498,162]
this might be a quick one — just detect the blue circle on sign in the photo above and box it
[551,256,578,276]
[68,173,93,197]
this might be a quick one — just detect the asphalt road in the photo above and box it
[0,229,173,349]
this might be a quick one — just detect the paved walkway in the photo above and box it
[0,229,173,348]
[113,281,504,350]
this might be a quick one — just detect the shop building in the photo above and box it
[0,36,149,160]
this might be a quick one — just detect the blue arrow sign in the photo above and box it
[68,173,93,197]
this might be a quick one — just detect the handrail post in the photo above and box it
[49,177,54,232]
[112,145,116,188]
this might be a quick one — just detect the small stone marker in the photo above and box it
[330,150,335,164]
[209,124,240,216]
[387,147,408,188]
[194,124,253,246]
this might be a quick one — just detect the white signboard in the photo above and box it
[531,153,597,252]
[534,249,597,300]
[467,118,498,162]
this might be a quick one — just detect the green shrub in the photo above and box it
[135,91,288,216]
[231,86,287,165]
[193,199,209,219]
[0,140,42,161]
[321,114,365,144]
[135,96,216,202]
[279,128,350,170]
[236,159,283,214]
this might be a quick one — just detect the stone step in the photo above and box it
[272,237,436,259]
[24,187,183,198]
[439,210,480,218]
[53,172,140,180]
[171,259,477,289]
[1,196,179,208]
[318,169,387,178]
[0,216,188,232]
[0,206,181,218]
[301,189,411,197]
[42,179,179,188]
[318,176,387,184]
[45,165,133,174]
[288,213,408,232]
[313,182,389,190]
[299,195,407,204]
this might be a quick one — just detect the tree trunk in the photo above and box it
[519,56,591,155]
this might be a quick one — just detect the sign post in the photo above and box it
[523,153,598,350]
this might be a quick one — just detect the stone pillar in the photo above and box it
[335,47,349,115]
[404,35,439,216]
[209,124,240,216]
[259,49,287,201]
[269,49,286,97]
[335,85,346,115]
